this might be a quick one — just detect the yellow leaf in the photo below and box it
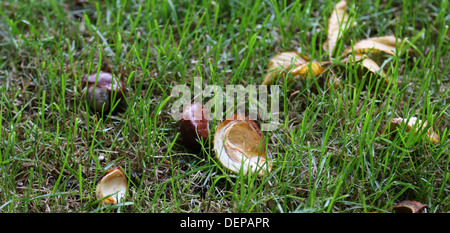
[292,61,342,89]
[323,0,351,59]
[341,53,388,83]
[263,52,329,85]
[262,51,310,85]
[342,35,403,56]
[327,73,343,89]
[291,61,326,77]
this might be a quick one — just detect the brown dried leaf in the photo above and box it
[385,116,440,144]
[263,52,326,85]
[324,0,351,59]
[342,35,403,56]
[291,61,326,77]
[393,200,428,213]
[326,73,343,89]
[341,53,388,83]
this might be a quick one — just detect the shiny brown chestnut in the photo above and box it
[81,71,127,113]
[180,103,210,150]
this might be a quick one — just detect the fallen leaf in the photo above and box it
[263,51,326,85]
[341,53,388,83]
[393,200,428,213]
[323,0,351,59]
[291,61,326,77]
[327,73,343,88]
[385,116,440,144]
[263,51,309,85]
[342,35,403,56]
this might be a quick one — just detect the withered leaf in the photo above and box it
[323,0,351,59]
[327,73,343,88]
[341,53,388,83]
[385,116,440,144]
[291,61,326,77]
[263,51,326,85]
[342,35,403,56]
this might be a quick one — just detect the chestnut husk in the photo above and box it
[392,200,428,213]
[95,167,128,205]
[213,114,272,176]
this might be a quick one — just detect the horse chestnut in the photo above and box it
[81,71,127,113]
[180,103,210,150]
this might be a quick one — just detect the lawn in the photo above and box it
[0,0,448,213]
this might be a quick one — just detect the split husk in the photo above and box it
[96,167,128,205]
[393,200,428,213]
[213,115,272,176]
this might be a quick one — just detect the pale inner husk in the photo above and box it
[215,120,271,175]
[96,170,127,204]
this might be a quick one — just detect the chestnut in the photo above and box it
[81,71,127,113]
[180,103,210,150]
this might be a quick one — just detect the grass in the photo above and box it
[0,0,448,213]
